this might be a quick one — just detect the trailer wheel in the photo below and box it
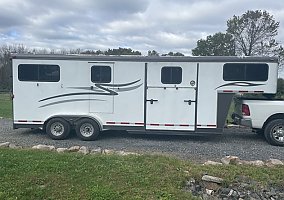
[75,118,100,141]
[46,118,70,140]
[264,119,284,146]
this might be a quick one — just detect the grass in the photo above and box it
[0,149,283,200]
[0,93,12,119]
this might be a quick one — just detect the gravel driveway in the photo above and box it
[1,119,283,162]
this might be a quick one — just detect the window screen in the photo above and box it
[18,64,60,82]
[223,63,268,81]
[91,65,111,83]
[161,67,182,84]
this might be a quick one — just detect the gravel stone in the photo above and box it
[68,146,80,152]
[103,149,115,154]
[90,147,102,154]
[186,175,284,200]
[78,146,89,155]
[203,160,223,165]
[0,142,10,147]
[266,159,283,166]
[32,144,55,151]
[9,143,22,149]
[1,119,284,162]
[56,148,68,153]
[202,175,223,184]
[221,156,240,165]
[248,160,265,166]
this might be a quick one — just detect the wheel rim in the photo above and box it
[80,123,94,137]
[272,124,284,142]
[50,122,64,136]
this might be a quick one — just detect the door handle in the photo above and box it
[90,86,94,90]
[184,100,195,105]
[146,99,158,104]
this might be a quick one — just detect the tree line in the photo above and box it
[1,9,284,92]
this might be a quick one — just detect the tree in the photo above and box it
[162,52,184,56]
[0,44,29,90]
[192,32,235,56]
[81,49,104,55]
[278,46,284,71]
[227,10,280,56]
[105,47,141,55]
[81,48,141,56]
[147,50,159,56]
[192,10,284,70]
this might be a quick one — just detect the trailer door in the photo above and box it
[89,63,114,113]
[146,63,197,131]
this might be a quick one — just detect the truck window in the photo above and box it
[161,66,182,84]
[18,64,60,82]
[91,65,111,83]
[223,63,268,81]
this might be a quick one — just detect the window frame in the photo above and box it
[223,63,269,82]
[91,65,112,83]
[161,66,182,84]
[18,64,60,82]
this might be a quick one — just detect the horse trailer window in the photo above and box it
[161,67,182,84]
[91,65,111,83]
[223,63,268,81]
[18,64,60,82]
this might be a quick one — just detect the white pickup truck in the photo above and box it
[232,97,284,146]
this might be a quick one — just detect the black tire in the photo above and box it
[264,119,284,146]
[75,118,100,141]
[46,118,71,140]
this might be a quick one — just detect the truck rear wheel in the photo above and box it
[75,118,100,141]
[264,119,284,146]
[46,118,71,140]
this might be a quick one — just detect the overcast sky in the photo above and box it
[0,0,284,55]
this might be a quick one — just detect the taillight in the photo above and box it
[242,104,250,116]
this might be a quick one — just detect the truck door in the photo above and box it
[89,63,114,113]
[146,63,197,131]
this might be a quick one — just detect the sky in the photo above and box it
[0,0,284,55]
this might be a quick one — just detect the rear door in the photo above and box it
[146,62,197,131]
[14,61,62,122]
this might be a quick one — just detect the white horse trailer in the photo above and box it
[11,54,278,140]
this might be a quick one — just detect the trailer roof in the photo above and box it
[11,54,278,63]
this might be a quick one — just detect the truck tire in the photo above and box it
[75,118,100,141]
[46,118,71,140]
[264,119,284,146]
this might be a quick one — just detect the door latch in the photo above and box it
[184,100,195,105]
[146,99,158,104]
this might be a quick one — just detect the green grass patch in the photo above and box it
[0,149,283,200]
[0,93,12,118]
